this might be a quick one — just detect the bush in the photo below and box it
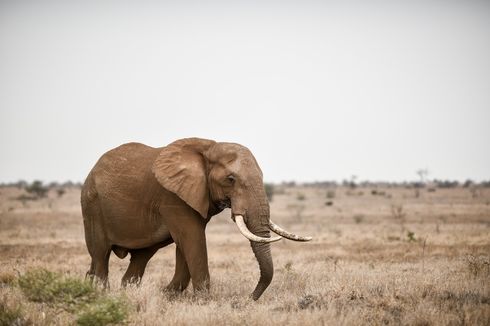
[296,193,306,201]
[76,297,128,326]
[18,269,97,310]
[326,190,335,199]
[17,268,129,325]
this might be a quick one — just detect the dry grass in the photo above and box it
[0,186,489,325]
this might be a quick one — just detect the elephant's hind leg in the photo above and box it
[91,248,111,287]
[82,197,111,287]
[165,246,191,292]
[85,235,111,287]
[121,239,173,287]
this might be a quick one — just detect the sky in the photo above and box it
[1,0,489,184]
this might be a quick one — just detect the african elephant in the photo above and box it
[81,138,311,300]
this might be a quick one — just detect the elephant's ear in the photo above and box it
[152,138,216,219]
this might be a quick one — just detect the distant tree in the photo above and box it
[349,175,357,189]
[264,183,274,202]
[15,180,28,189]
[281,181,296,187]
[434,180,459,188]
[416,168,429,185]
[25,180,48,198]
[481,180,490,188]
[48,181,59,188]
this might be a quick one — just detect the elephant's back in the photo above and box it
[83,142,161,203]
[95,142,159,172]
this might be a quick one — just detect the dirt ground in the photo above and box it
[1,185,489,325]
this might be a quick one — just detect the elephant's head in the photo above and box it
[152,138,311,300]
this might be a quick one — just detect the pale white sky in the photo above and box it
[1,0,489,183]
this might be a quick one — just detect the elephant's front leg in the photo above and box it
[165,246,191,292]
[165,211,210,293]
[179,227,210,292]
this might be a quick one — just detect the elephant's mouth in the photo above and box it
[216,197,231,210]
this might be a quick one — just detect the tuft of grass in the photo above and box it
[464,254,490,277]
[353,214,364,224]
[18,269,97,310]
[76,297,128,326]
[326,190,336,199]
[296,193,306,201]
[0,271,16,286]
[391,203,406,221]
[298,294,324,310]
[406,231,416,242]
[0,301,31,326]
[284,261,293,272]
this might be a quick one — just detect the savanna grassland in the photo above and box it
[0,184,489,325]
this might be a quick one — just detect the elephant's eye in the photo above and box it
[226,175,235,184]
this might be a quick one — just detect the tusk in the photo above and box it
[269,220,313,242]
[234,215,282,243]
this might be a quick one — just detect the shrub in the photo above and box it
[296,193,306,201]
[18,269,97,310]
[17,268,129,325]
[326,190,335,199]
[76,297,128,326]
[18,269,59,303]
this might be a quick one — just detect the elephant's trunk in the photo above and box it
[246,191,274,301]
[250,232,273,300]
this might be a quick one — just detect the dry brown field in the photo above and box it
[1,185,489,325]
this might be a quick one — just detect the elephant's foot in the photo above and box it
[88,275,109,289]
[121,275,142,287]
[164,280,189,293]
[194,278,210,292]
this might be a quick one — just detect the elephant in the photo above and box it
[81,138,311,300]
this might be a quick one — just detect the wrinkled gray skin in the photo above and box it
[81,138,274,300]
